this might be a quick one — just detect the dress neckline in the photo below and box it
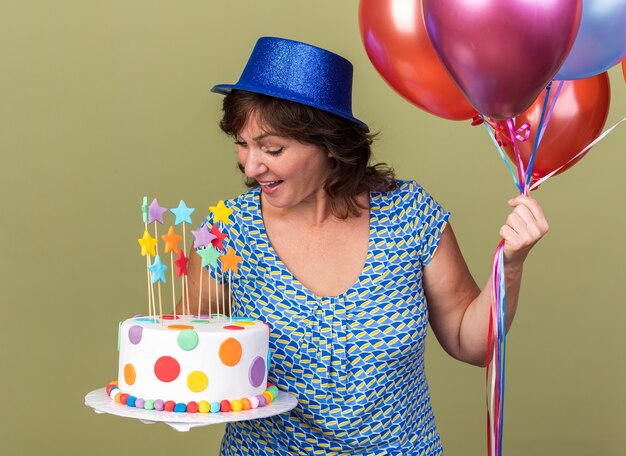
[250,188,375,300]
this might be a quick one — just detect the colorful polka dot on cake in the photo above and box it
[133,317,159,324]
[154,356,180,382]
[223,325,244,330]
[231,317,255,322]
[248,356,266,387]
[219,337,242,366]
[187,371,208,392]
[128,325,143,344]
[123,363,136,385]
[167,324,194,331]
[177,329,199,350]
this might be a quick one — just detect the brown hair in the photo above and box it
[219,90,396,219]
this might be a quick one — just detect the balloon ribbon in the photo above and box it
[479,80,624,456]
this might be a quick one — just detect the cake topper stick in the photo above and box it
[144,252,153,317]
[209,200,233,319]
[148,199,168,322]
[197,245,220,320]
[208,263,212,320]
[219,247,243,321]
[192,226,216,319]
[171,262,176,319]
[197,266,203,318]
[140,197,155,317]
[138,229,158,319]
[148,255,168,323]
[214,272,219,319]
[183,228,189,316]
[174,249,190,316]
[171,200,195,316]
[162,226,182,318]
[220,272,226,316]
[198,245,220,320]
[228,269,233,321]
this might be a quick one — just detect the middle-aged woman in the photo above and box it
[182,37,549,455]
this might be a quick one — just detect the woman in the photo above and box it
[183,37,548,455]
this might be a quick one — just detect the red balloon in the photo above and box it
[500,73,610,184]
[358,0,477,121]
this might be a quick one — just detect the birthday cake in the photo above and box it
[108,315,276,413]
[106,198,279,414]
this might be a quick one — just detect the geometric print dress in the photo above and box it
[202,180,450,455]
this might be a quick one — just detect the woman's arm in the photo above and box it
[423,195,548,366]
[176,247,229,316]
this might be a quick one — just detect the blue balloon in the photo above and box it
[556,0,626,80]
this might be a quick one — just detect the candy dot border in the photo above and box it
[105,380,278,414]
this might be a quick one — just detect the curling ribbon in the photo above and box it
[480,74,624,456]
[530,117,626,190]
[486,240,506,456]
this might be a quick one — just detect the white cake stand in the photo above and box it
[84,388,298,432]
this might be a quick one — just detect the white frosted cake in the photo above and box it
[106,315,277,413]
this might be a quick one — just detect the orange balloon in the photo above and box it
[500,72,610,184]
[359,0,477,120]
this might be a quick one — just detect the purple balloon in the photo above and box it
[556,0,626,80]
[423,0,582,119]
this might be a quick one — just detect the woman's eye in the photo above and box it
[234,140,247,148]
[265,147,284,156]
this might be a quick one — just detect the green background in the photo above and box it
[2,1,624,454]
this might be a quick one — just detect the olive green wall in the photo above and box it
[2,1,624,454]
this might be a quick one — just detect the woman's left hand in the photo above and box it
[499,195,549,265]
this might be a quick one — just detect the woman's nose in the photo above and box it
[241,148,267,177]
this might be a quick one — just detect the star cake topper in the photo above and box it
[209,200,233,225]
[170,200,195,226]
[148,255,168,283]
[138,230,157,257]
[191,225,216,249]
[174,250,190,277]
[219,246,243,275]
[197,245,221,269]
[161,226,182,254]
[148,198,169,224]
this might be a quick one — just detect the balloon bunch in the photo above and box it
[360,0,625,186]
[360,1,625,454]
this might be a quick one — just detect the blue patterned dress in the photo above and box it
[204,180,449,455]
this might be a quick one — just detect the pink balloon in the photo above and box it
[422,0,582,120]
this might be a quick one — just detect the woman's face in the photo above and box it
[236,114,333,210]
